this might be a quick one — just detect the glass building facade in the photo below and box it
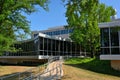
[43,29,73,36]
[3,34,82,57]
[99,19,120,71]
[33,29,73,38]
[100,27,120,54]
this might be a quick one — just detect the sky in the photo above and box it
[25,0,120,31]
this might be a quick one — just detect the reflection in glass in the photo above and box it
[111,48,119,54]
[110,27,119,46]
[101,48,110,54]
[100,28,109,47]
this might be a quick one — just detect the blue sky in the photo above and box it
[26,0,120,31]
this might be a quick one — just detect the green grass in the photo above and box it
[65,58,120,77]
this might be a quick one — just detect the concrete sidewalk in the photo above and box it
[40,60,63,80]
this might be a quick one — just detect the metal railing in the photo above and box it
[34,63,62,80]
[0,64,46,80]
[0,56,63,80]
[24,56,62,80]
[33,56,62,80]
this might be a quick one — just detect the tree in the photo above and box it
[65,0,116,58]
[0,0,48,54]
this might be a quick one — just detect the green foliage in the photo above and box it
[98,4,116,22]
[0,35,15,55]
[65,57,94,64]
[65,58,120,76]
[0,0,48,54]
[65,0,116,57]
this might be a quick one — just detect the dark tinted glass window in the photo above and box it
[100,28,109,47]
[34,34,38,37]
[101,48,110,54]
[69,29,73,33]
[110,27,119,46]
[111,48,119,54]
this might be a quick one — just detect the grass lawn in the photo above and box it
[62,58,120,80]
[0,65,36,77]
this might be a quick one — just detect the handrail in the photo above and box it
[24,56,63,80]
[0,56,62,80]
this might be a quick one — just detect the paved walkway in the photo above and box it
[39,60,63,80]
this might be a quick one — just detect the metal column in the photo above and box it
[109,27,111,54]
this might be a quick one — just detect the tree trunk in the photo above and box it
[90,46,94,58]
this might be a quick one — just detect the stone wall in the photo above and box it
[111,60,120,71]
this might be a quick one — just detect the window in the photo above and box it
[57,30,60,35]
[34,34,38,37]
[100,28,109,47]
[68,29,73,33]
[101,48,110,54]
[111,48,119,54]
[110,27,119,46]
[53,31,55,35]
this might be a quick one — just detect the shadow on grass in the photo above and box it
[0,72,32,80]
[0,63,46,79]
[0,62,45,67]
[65,58,120,77]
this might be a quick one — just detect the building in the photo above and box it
[99,18,120,70]
[0,26,85,65]
[31,25,73,39]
